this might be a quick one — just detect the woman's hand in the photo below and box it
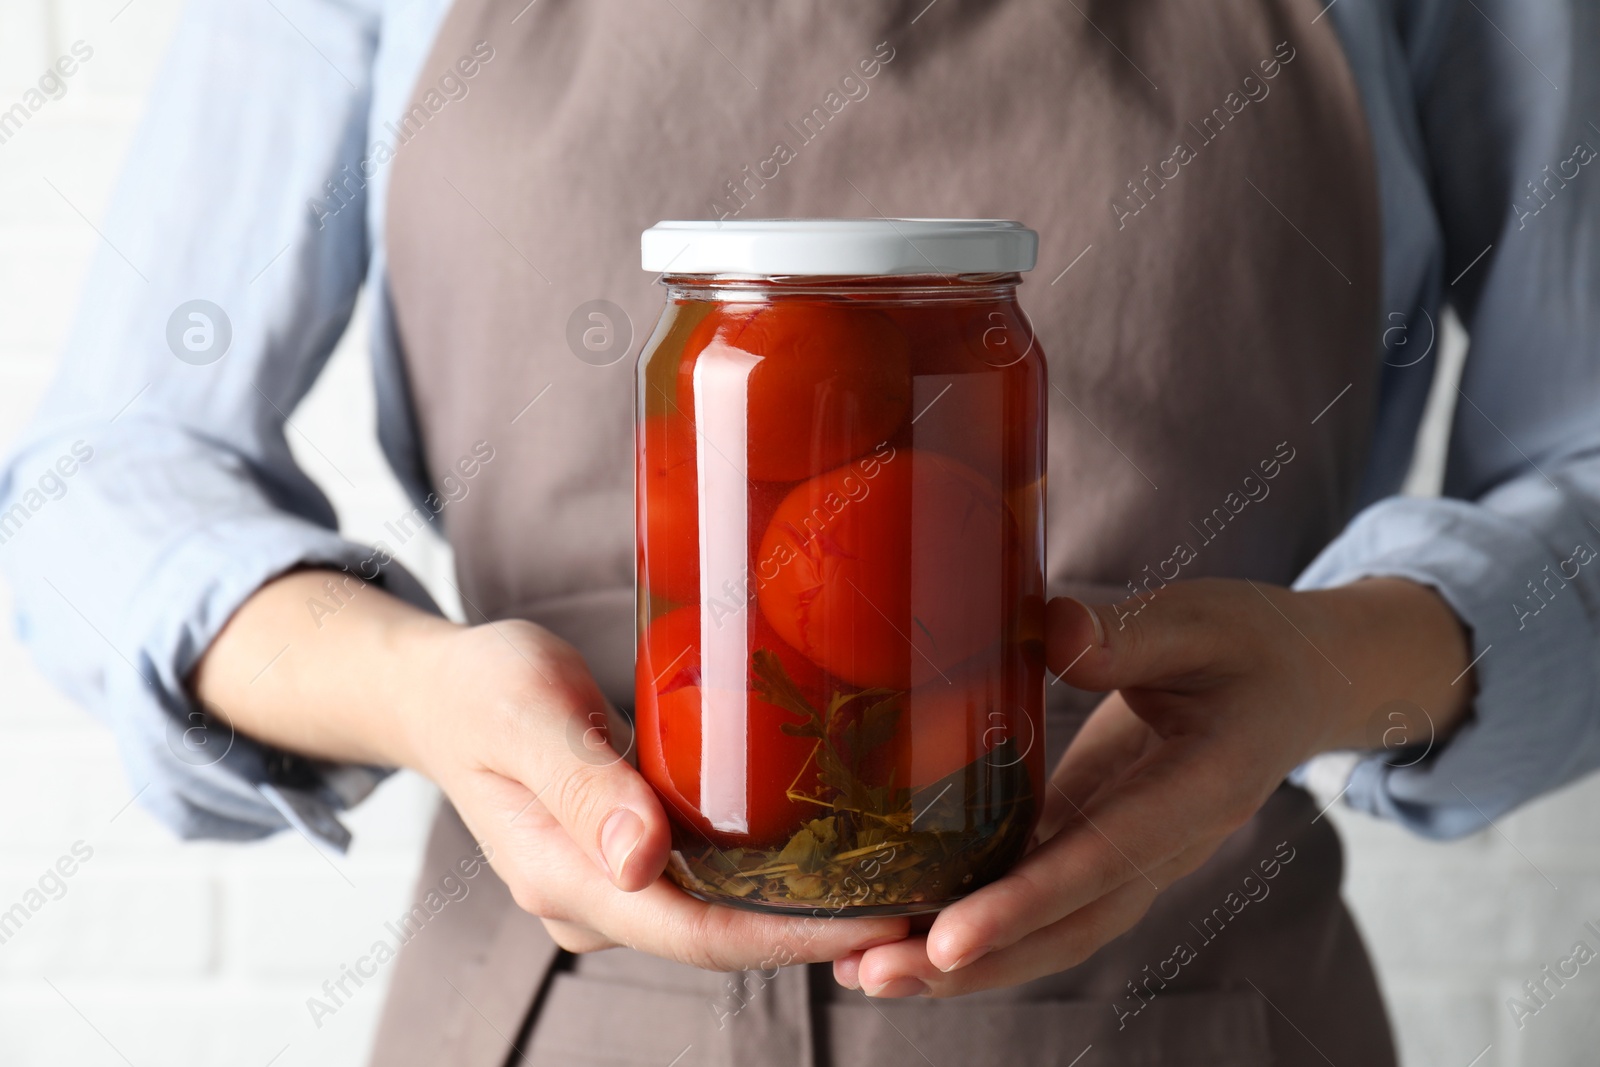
[400,617,908,966]
[195,571,907,971]
[835,576,1472,998]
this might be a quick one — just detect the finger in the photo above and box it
[1047,581,1241,692]
[541,918,617,954]
[857,878,1158,998]
[589,877,910,971]
[923,735,1249,971]
[493,649,671,893]
[858,842,1219,997]
[833,949,865,990]
[474,774,912,970]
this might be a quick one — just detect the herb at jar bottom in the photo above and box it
[665,649,1035,913]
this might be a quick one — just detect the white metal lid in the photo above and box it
[641,218,1038,276]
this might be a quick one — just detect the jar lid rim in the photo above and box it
[641,218,1038,276]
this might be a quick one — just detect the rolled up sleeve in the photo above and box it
[1296,0,1600,838]
[0,0,433,846]
[1297,478,1600,838]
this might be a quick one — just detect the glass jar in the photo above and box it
[635,220,1046,916]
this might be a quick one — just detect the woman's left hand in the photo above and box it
[834,576,1473,998]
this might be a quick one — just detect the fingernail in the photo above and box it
[865,976,927,999]
[600,809,643,884]
[940,945,992,973]
[834,957,862,990]
[1067,597,1107,648]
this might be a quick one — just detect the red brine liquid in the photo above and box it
[636,276,1045,915]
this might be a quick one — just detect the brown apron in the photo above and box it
[374,1,1388,1063]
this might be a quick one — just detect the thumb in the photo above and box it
[518,689,672,894]
[1046,585,1222,692]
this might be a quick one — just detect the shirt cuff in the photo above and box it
[111,513,439,850]
[1291,491,1600,839]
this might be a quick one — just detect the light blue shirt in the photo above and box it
[2,0,1597,848]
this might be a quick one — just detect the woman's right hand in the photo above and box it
[196,570,907,971]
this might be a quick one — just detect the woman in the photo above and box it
[4,0,1597,1063]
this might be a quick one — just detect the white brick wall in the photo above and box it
[2,4,1598,1066]
[1330,783,1600,1067]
